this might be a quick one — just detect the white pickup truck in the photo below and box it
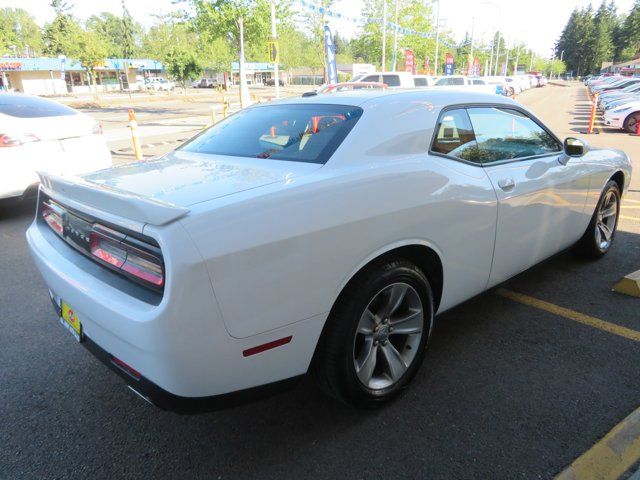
[434,75,500,95]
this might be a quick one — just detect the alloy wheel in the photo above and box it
[353,283,424,390]
[595,190,618,250]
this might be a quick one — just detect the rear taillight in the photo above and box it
[0,133,39,147]
[41,203,64,235]
[92,123,103,135]
[90,225,164,288]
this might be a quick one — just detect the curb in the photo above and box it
[556,406,640,480]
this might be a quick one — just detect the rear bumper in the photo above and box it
[26,203,324,404]
[81,334,303,413]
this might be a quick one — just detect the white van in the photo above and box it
[358,71,417,88]
[434,76,498,95]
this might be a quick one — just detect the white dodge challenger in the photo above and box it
[27,90,632,412]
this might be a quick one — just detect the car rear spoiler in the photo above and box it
[37,172,190,228]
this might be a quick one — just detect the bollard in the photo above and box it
[585,92,600,135]
[222,96,229,118]
[210,105,217,125]
[128,108,143,160]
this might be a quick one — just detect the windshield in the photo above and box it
[180,103,363,164]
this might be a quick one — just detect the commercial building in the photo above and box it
[0,57,165,95]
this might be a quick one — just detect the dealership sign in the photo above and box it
[404,50,416,74]
[0,62,22,71]
[444,53,455,75]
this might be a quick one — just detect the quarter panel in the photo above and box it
[182,155,497,338]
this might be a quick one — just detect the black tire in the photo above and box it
[623,112,640,133]
[574,180,621,259]
[312,258,434,408]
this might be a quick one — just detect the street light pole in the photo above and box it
[469,16,475,75]
[391,0,399,72]
[238,17,251,108]
[382,0,387,71]
[494,33,501,76]
[270,0,280,98]
[434,0,440,76]
[488,36,494,76]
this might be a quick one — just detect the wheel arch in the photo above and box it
[611,170,625,194]
[331,241,444,317]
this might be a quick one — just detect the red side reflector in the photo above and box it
[111,356,141,380]
[243,336,292,357]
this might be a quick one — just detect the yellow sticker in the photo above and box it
[61,302,81,335]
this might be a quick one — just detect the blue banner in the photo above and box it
[324,25,338,84]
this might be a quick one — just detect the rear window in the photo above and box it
[180,104,363,164]
[0,95,77,118]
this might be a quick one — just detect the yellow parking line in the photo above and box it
[621,215,638,221]
[495,289,640,342]
[624,199,640,204]
[622,205,640,209]
[555,406,640,480]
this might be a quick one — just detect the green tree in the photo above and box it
[43,0,83,57]
[593,1,616,71]
[121,2,137,58]
[0,8,44,56]
[85,12,122,57]
[77,30,108,95]
[619,0,640,59]
[164,45,203,93]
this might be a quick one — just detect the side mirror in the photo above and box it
[564,137,588,157]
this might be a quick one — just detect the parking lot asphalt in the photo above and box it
[1,83,639,479]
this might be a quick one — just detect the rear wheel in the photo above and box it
[623,112,640,133]
[312,258,434,408]
[574,180,620,258]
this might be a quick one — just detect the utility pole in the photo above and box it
[434,0,440,76]
[391,0,399,72]
[494,33,501,76]
[382,0,387,71]
[504,47,509,76]
[529,50,533,72]
[488,36,494,77]
[469,16,475,75]
[238,17,251,108]
[270,0,280,98]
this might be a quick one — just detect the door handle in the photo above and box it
[497,178,515,191]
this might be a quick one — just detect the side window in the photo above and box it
[431,108,479,162]
[382,74,401,87]
[435,78,449,86]
[361,75,380,83]
[466,107,562,163]
[451,77,465,86]
[473,79,485,85]
[414,77,428,86]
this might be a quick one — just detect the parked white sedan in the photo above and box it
[0,94,112,205]
[27,90,631,412]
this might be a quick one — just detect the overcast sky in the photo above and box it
[3,0,637,57]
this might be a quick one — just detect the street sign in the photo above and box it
[268,41,279,63]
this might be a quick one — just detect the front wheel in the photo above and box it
[574,180,620,258]
[312,259,434,408]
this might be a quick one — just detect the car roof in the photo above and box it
[265,88,518,109]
